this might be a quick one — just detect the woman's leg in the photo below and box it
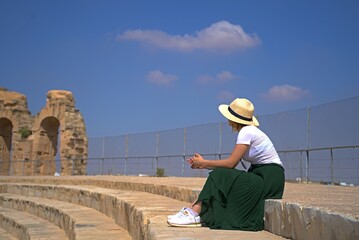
[249,164,285,199]
[197,168,265,231]
[191,201,202,214]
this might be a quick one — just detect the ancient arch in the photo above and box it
[0,118,12,175]
[32,116,60,175]
[0,88,87,176]
[32,90,87,176]
[0,89,31,176]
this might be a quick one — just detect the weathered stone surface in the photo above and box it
[0,193,131,240]
[0,177,357,240]
[46,90,74,108]
[0,182,284,240]
[0,88,28,111]
[0,88,87,176]
[0,88,33,176]
[0,207,68,240]
[264,199,359,240]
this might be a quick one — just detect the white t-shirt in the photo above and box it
[236,125,283,167]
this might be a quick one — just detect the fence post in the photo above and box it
[306,150,310,183]
[125,135,128,175]
[300,151,303,183]
[101,137,105,175]
[100,158,103,175]
[182,127,187,177]
[155,132,159,176]
[306,106,311,183]
[330,148,334,184]
[219,121,222,160]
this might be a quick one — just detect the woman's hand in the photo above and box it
[187,144,249,170]
[187,153,207,169]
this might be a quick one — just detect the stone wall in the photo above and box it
[0,88,87,176]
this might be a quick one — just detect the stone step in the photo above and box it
[0,207,68,240]
[0,222,17,240]
[0,193,131,240]
[0,183,284,240]
[1,176,358,240]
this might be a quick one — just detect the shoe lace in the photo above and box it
[178,210,190,218]
[181,210,200,224]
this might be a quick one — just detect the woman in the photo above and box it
[167,98,285,231]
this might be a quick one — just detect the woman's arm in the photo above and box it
[189,144,249,169]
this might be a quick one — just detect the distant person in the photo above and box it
[167,98,285,231]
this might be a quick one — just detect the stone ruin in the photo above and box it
[0,88,88,176]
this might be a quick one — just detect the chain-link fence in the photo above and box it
[2,96,358,185]
[86,96,359,185]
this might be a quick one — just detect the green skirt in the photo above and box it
[197,164,284,231]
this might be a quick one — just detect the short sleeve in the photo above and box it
[236,126,253,145]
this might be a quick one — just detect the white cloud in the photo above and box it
[262,84,309,101]
[118,21,260,52]
[216,71,238,82]
[197,71,239,84]
[146,70,178,85]
[217,91,235,102]
[197,74,215,84]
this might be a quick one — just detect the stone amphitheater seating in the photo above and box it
[0,177,357,239]
[0,177,285,240]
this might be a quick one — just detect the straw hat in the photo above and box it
[218,98,259,126]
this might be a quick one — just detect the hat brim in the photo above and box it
[218,104,259,126]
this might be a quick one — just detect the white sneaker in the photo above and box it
[167,208,201,227]
[167,207,186,221]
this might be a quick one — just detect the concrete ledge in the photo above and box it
[0,207,68,240]
[265,200,359,240]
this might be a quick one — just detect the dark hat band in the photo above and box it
[228,106,253,122]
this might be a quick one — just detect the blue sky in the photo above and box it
[1,0,358,137]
